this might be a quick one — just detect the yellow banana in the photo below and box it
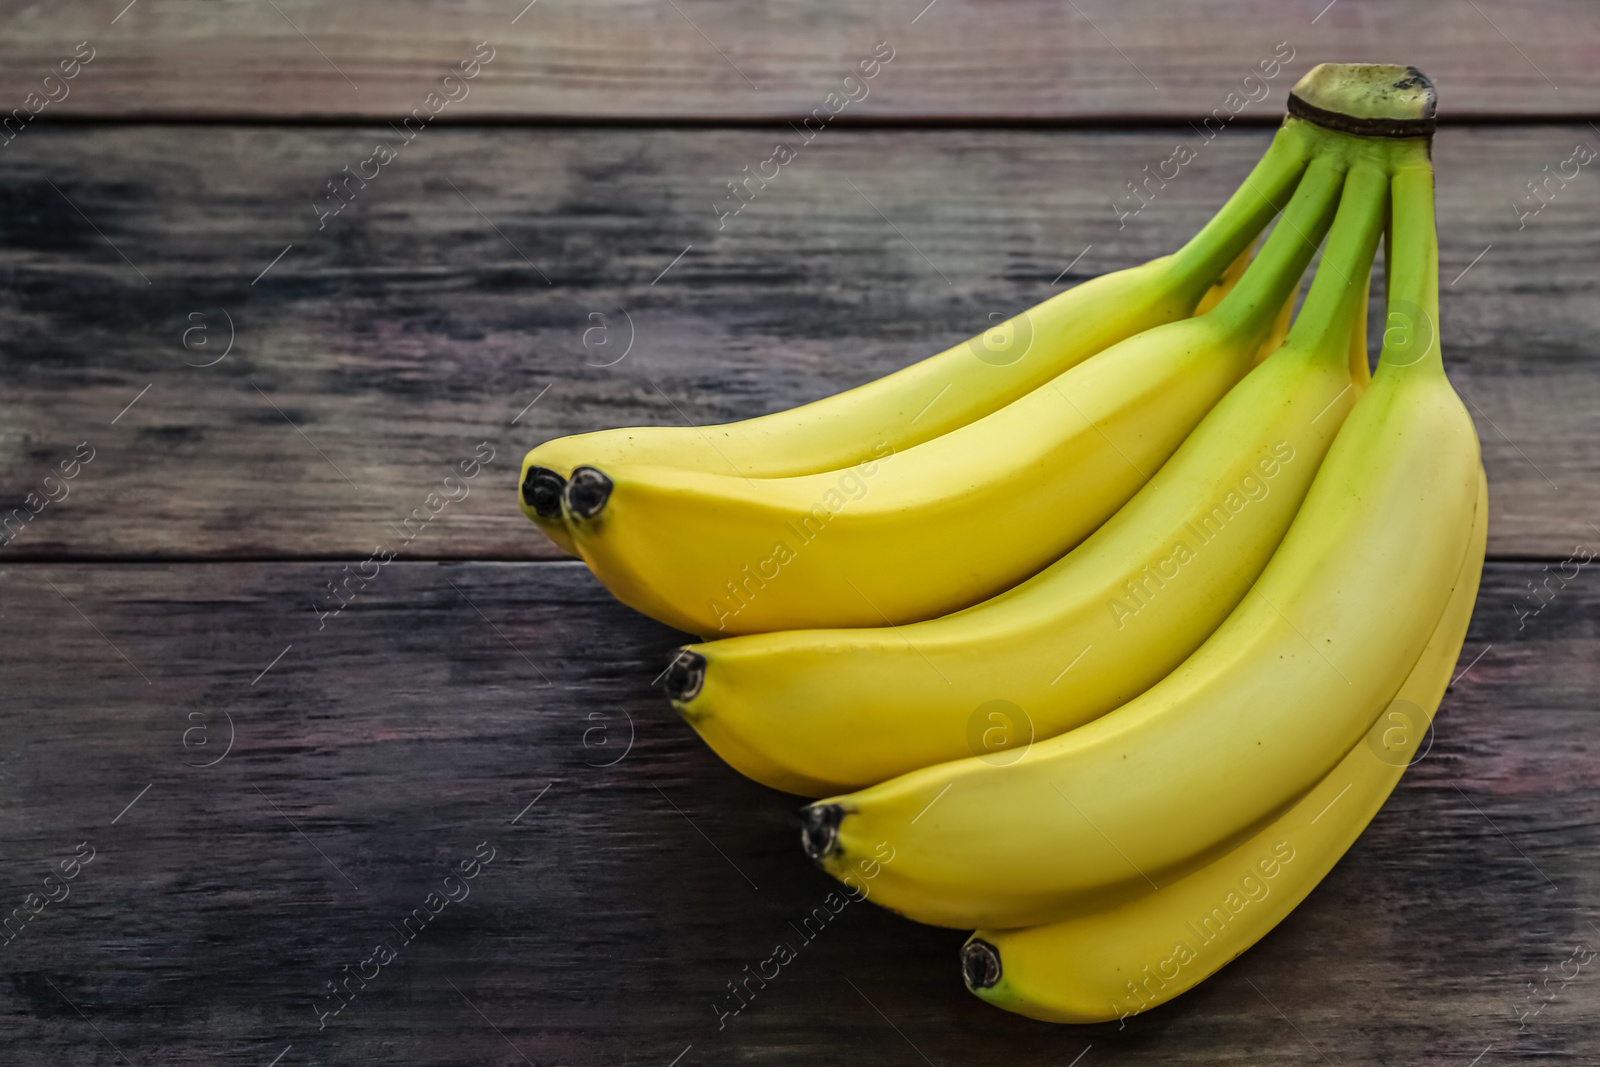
[518,128,1317,551]
[667,158,1392,794]
[1194,242,1255,317]
[1254,282,1296,367]
[801,152,1480,929]
[562,153,1349,636]
[962,466,1487,1023]
[527,245,1259,558]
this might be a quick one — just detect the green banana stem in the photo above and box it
[1283,160,1389,353]
[1209,155,1346,335]
[1166,123,1312,304]
[1379,156,1441,375]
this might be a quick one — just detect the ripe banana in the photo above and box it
[667,153,1393,794]
[800,149,1480,929]
[527,243,1258,558]
[518,127,1316,552]
[562,152,1349,636]
[962,466,1487,1023]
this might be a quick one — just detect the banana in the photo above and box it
[1194,242,1256,317]
[518,127,1316,552]
[667,154,1393,795]
[1348,263,1372,387]
[562,150,1350,636]
[1254,282,1297,367]
[799,150,1481,929]
[962,466,1487,1023]
[527,246,1262,558]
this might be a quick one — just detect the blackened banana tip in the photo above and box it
[961,939,1003,991]
[799,803,844,861]
[663,650,706,703]
[521,466,567,518]
[565,466,614,519]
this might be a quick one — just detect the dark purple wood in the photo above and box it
[0,0,1593,120]
[0,560,1595,1064]
[2,125,1597,562]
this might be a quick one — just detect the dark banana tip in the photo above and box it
[663,650,706,703]
[961,939,1003,991]
[564,465,614,520]
[520,466,567,518]
[799,803,844,861]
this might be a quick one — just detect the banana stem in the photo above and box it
[1378,161,1442,374]
[1209,156,1346,335]
[1166,124,1311,304]
[1284,161,1389,353]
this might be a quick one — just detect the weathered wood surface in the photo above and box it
[0,0,1592,120]
[2,124,1598,562]
[0,558,1594,1065]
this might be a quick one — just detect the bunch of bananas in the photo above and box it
[519,64,1484,1023]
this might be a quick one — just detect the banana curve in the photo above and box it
[671,162,1392,793]
[963,465,1488,1023]
[563,159,1350,635]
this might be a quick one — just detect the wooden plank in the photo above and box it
[0,0,1593,120]
[0,559,1595,1064]
[1,124,1596,561]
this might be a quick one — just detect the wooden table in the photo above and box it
[2,3,1597,1064]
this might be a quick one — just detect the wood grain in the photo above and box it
[1,124,1596,562]
[0,558,1594,1064]
[0,0,1591,121]
[3,5,1594,1062]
